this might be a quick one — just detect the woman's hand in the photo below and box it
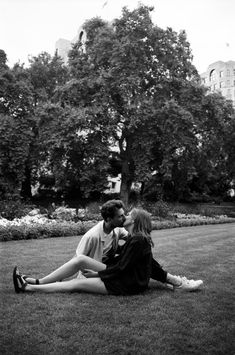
[82,269,99,278]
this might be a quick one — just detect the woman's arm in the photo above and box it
[99,237,150,280]
[82,269,99,278]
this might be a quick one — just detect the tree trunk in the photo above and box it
[21,163,32,199]
[120,160,133,206]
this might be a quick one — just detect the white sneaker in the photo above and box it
[165,283,174,290]
[174,276,203,292]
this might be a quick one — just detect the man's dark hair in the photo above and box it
[101,200,124,221]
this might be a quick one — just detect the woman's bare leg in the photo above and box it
[25,278,108,294]
[27,256,106,285]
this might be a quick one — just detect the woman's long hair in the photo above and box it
[131,208,154,247]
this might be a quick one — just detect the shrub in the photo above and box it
[0,199,35,220]
[169,203,199,215]
[1,215,235,242]
[83,202,102,221]
[0,220,96,242]
[141,200,170,219]
[170,202,231,218]
[199,206,225,217]
[86,202,101,214]
[51,207,77,221]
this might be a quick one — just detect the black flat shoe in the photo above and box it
[22,274,40,285]
[13,266,27,293]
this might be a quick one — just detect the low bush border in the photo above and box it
[0,217,235,242]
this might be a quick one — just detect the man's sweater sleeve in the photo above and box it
[76,234,92,256]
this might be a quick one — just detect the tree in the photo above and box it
[35,103,110,199]
[0,53,36,198]
[0,50,69,199]
[56,5,199,204]
[28,51,69,105]
[0,113,34,198]
[0,49,8,71]
[190,93,235,198]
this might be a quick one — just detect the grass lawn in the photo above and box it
[1,223,235,355]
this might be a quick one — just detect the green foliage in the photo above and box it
[0,56,36,199]
[59,4,201,204]
[0,199,34,220]
[28,51,69,104]
[0,50,70,199]
[1,213,234,241]
[35,103,110,199]
[141,200,170,219]
[0,220,90,242]
[0,113,35,197]
[0,5,235,203]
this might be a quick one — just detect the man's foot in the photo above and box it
[173,276,203,292]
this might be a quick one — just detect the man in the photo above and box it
[75,200,203,291]
[76,200,127,264]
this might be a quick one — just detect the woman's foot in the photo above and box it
[23,276,40,285]
[13,266,28,293]
[13,269,40,285]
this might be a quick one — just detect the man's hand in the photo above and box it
[82,269,99,278]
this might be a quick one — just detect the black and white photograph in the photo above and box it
[0,1,234,354]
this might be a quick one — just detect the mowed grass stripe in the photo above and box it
[1,223,235,355]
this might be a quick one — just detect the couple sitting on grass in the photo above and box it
[13,200,203,295]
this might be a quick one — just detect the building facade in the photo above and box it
[200,60,235,107]
[55,27,86,64]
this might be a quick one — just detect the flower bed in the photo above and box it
[152,214,235,230]
[0,213,97,242]
[0,209,235,242]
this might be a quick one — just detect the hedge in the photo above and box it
[1,217,235,242]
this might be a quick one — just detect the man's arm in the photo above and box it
[75,234,92,256]
[150,257,167,283]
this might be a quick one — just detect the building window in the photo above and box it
[220,82,224,88]
[220,71,223,78]
[234,69,235,75]
[111,182,116,189]
[227,80,230,86]
[209,69,216,81]
[227,69,230,76]
[214,84,217,90]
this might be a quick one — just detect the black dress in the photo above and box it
[98,233,152,295]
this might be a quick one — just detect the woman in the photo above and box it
[13,208,153,295]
